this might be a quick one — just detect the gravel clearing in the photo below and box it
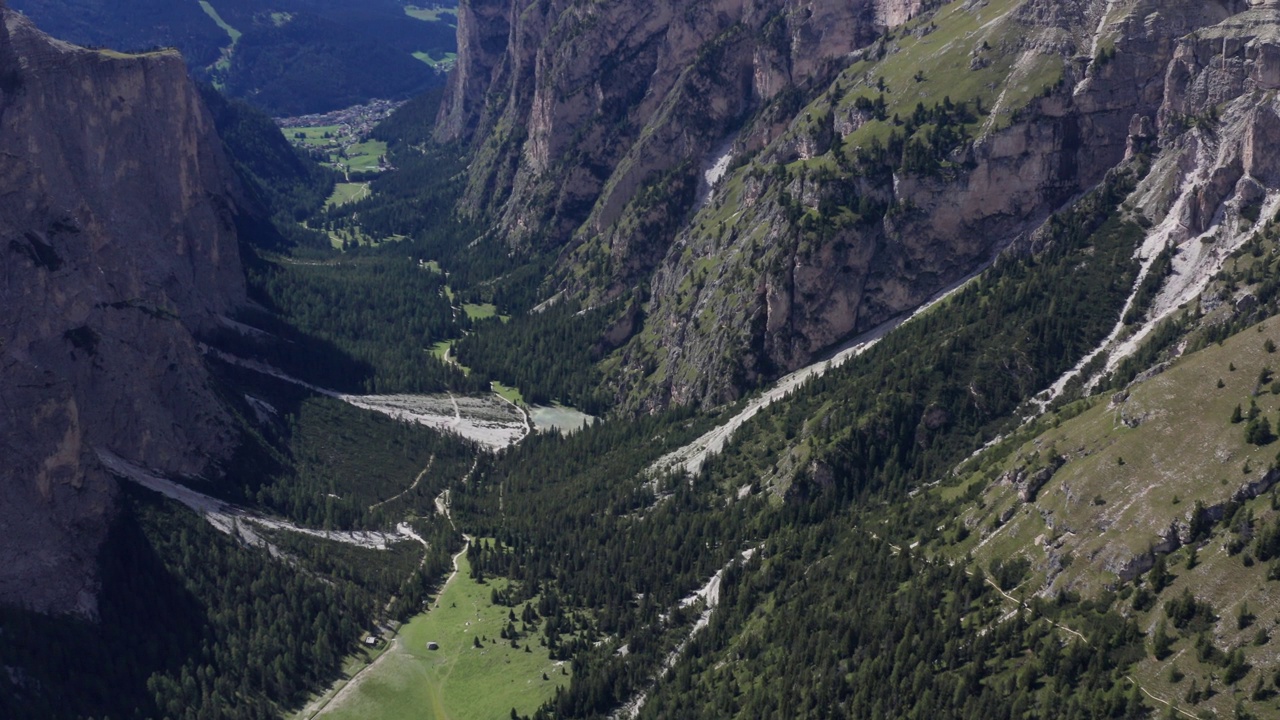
[342,393,526,449]
[204,348,528,449]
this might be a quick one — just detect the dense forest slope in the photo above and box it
[0,3,249,616]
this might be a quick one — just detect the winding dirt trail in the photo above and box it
[369,456,434,512]
[493,391,531,440]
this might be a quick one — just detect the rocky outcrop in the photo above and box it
[439,0,926,282]
[608,0,1261,409]
[996,455,1067,504]
[438,0,1278,412]
[0,6,248,616]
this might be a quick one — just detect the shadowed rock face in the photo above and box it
[0,5,248,617]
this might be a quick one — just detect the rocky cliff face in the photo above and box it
[438,0,925,278]
[440,0,1272,410]
[0,5,248,616]
[614,0,1246,409]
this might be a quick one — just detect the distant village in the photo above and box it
[276,99,405,176]
[276,98,404,133]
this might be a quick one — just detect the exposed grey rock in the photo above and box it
[1234,466,1280,503]
[608,0,1246,409]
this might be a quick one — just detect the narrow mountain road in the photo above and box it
[493,391,531,440]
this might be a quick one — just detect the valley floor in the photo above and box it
[304,549,568,720]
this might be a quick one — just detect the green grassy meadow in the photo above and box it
[461,303,497,321]
[315,553,567,720]
[342,140,388,173]
[290,126,342,146]
[198,0,241,42]
[413,51,458,70]
[283,129,386,175]
[430,340,454,361]
[490,381,523,405]
[948,316,1280,718]
[404,5,458,23]
[326,182,370,209]
[197,0,239,73]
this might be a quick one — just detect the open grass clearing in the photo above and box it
[490,381,523,405]
[287,125,344,147]
[341,140,388,173]
[326,182,370,209]
[963,316,1280,593]
[460,303,497,321]
[314,553,568,720]
[413,51,458,70]
[947,316,1280,717]
[430,340,454,361]
[315,223,407,250]
[404,5,458,23]
[1124,532,1280,720]
[290,642,390,720]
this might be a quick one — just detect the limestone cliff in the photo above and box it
[439,0,1274,410]
[958,0,1280,600]
[615,0,1247,409]
[0,6,248,616]
[438,0,925,279]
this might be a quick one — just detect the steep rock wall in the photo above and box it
[438,0,924,280]
[440,0,1263,411]
[613,0,1246,409]
[0,6,247,616]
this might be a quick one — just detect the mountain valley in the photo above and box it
[9,0,1280,718]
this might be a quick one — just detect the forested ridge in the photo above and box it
[2,489,378,720]
[244,255,486,394]
[0,357,473,719]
